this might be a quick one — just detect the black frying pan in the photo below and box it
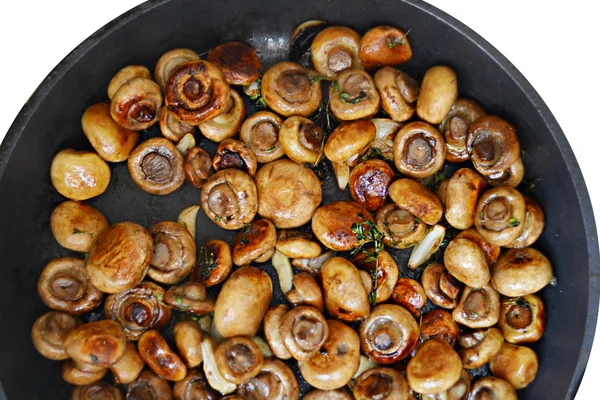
[0,0,599,398]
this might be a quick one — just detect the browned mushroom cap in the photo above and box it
[173,369,219,400]
[154,48,200,90]
[458,327,504,370]
[312,201,373,251]
[190,240,233,287]
[350,159,395,211]
[198,89,246,142]
[455,228,500,266]
[108,65,151,100]
[439,98,486,163]
[474,186,526,246]
[325,120,376,165]
[139,330,187,381]
[184,147,213,188]
[298,319,361,390]
[261,61,322,117]
[452,282,500,329]
[374,67,418,123]
[329,69,380,121]
[232,219,277,266]
[407,338,462,395]
[256,159,322,229]
[389,179,443,225]
[443,238,490,288]
[469,377,517,400]
[416,66,458,125]
[491,247,553,297]
[466,116,520,176]
[353,367,409,400]
[159,105,195,142]
[127,137,185,195]
[487,158,524,188]
[50,149,111,201]
[421,262,461,309]
[393,122,446,179]
[238,358,299,399]
[311,26,364,78]
[207,42,261,85]
[239,111,285,163]
[420,309,460,347]
[110,77,162,131]
[110,342,145,385]
[360,304,419,364]
[505,196,544,248]
[498,294,546,343]
[173,321,205,368]
[164,60,231,125]
[264,305,293,359]
[82,102,139,162]
[38,257,104,315]
[212,138,258,177]
[489,342,539,389]
[376,203,427,249]
[276,231,321,259]
[86,222,153,294]
[71,381,124,400]
[32,311,79,360]
[279,306,329,361]
[214,336,264,384]
[147,221,196,284]
[62,361,107,386]
[304,388,354,400]
[164,281,215,315]
[359,26,412,70]
[279,116,325,165]
[353,248,399,304]
[445,168,487,230]
[127,370,173,400]
[64,320,126,368]
[50,201,108,253]
[322,257,370,322]
[286,272,324,311]
[390,278,427,319]
[200,168,258,230]
[104,281,171,340]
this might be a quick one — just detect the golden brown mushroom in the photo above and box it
[469,377,517,400]
[285,272,324,311]
[353,248,399,304]
[406,338,462,395]
[349,159,395,211]
[50,149,111,201]
[329,69,380,121]
[487,158,525,188]
[71,382,123,400]
[322,257,370,322]
[108,65,151,100]
[184,147,213,188]
[489,342,539,389]
[474,186,526,246]
[139,330,187,381]
[173,369,219,400]
[256,159,322,229]
[232,219,277,266]
[62,361,107,386]
[452,282,500,329]
[154,48,200,91]
[279,116,325,165]
[420,309,460,347]
[443,238,490,288]
[174,321,205,368]
[491,247,553,297]
[164,281,215,315]
[421,262,462,309]
[439,98,486,163]
[127,137,185,195]
[376,203,427,249]
[498,294,546,343]
[190,240,233,287]
[159,106,196,142]
[32,311,79,360]
[239,111,285,163]
[455,228,501,266]
[212,138,258,177]
[198,89,246,142]
[353,367,409,400]
[50,201,108,253]
[147,221,196,284]
[275,231,321,259]
[110,342,145,385]
[505,196,544,248]
[238,358,299,399]
[458,327,504,370]
[466,116,520,176]
[389,178,443,225]
[38,257,104,315]
[374,67,418,122]
[86,222,153,294]
[264,305,293,360]
[445,168,487,230]
[359,26,412,70]
[390,278,427,319]
[207,42,261,85]
[304,388,354,400]
[419,370,471,400]
[200,168,258,230]
[64,320,127,369]
[215,336,264,384]
[127,370,173,400]
[393,122,446,179]
[261,61,322,117]
[311,26,364,78]
[312,201,373,251]
[279,306,329,360]
[104,281,171,340]
[110,77,162,131]
[416,66,458,124]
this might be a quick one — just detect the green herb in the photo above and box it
[333,80,340,93]
[514,297,528,308]
[240,238,250,245]
[155,293,163,302]
[421,172,446,191]
[368,147,384,160]
[176,296,184,307]
[256,96,267,108]
[190,377,202,386]
[386,36,404,49]
[83,252,89,261]
[242,224,253,234]
[90,354,98,364]
[266,146,277,151]
[215,216,222,222]
[368,291,377,307]
[350,218,385,307]
[139,110,145,118]
[521,177,540,193]
[467,311,480,319]
[197,245,218,281]
[508,218,521,227]
[309,75,324,83]
[339,90,367,104]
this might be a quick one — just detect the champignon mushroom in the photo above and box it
[304,388,354,400]
[31,311,79,360]
[292,250,337,276]
[445,168,487,230]
[491,247,553,297]
[207,42,261,85]
[443,238,490,288]
[489,342,539,389]
[353,248,399,304]
[164,60,231,125]
[232,219,277,266]
[466,116,520,176]
[50,200,108,253]
[50,149,111,201]
[127,137,185,195]
[279,306,329,361]
[406,338,462,395]
[285,272,324,311]
[420,369,471,400]
[173,321,205,368]
[86,222,153,294]
[200,168,258,230]
[392,122,446,178]
[164,281,215,315]
[146,221,197,284]
[312,201,373,251]
[376,203,427,249]
[184,147,213,188]
[108,65,151,99]
[505,196,544,248]
[390,278,427,319]
[437,178,449,206]
[455,228,501,266]
[469,377,517,400]
[159,105,195,142]
[212,138,258,177]
[62,361,107,386]
[256,159,322,228]
[374,67,418,122]
[198,89,246,142]
[321,257,370,322]
[421,262,462,309]
[64,320,126,369]
[349,159,395,211]
[239,111,285,163]
[439,98,486,163]
[38,257,103,315]
[416,66,458,124]
[110,342,145,385]
[104,281,171,340]
[173,369,219,400]
[110,76,162,131]
[213,336,264,384]
[275,231,321,259]
[353,367,409,400]
[127,370,173,400]
[474,186,526,246]
[279,116,325,165]
[458,327,504,370]
[389,178,443,225]
[498,294,546,343]
[487,158,525,188]
[190,240,233,287]
[420,309,460,347]
[264,305,293,360]
[238,358,300,399]
[154,48,200,91]
[298,319,361,390]
[359,26,412,70]
[329,69,380,121]
[138,330,187,381]
[71,382,124,400]
[452,282,500,329]
[310,26,364,78]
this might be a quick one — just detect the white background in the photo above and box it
[0,0,598,398]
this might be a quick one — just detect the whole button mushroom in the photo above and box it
[238,358,299,399]
[321,257,370,322]
[190,240,233,287]
[407,338,462,395]
[444,168,487,230]
[389,178,444,225]
[311,26,364,79]
[498,294,546,343]
[263,305,293,360]
[489,342,539,389]
[466,116,520,177]
[127,370,173,399]
[212,139,258,177]
[469,377,517,400]
[285,273,324,311]
[62,361,107,386]
[455,228,501,266]
[86,222,153,294]
[353,248,399,304]
[31,311,79,360]
[491,247,553,297]
[458,328,504,370]
[279,116,326,165]
[109,342,144,385]
[64,320,127,369]
[312,201,374,251]
[214,336,264,384]
[174,321,205,369]
[390,278,427,319]
[107,65,151,100]
[147,221,196,284]
[443,238,490,288]
[50,201,108,253]
[154,48,200,91]
[452,283,500,329]
[184,147,213,188]
[474,186,526,246]
[359,26,413,70]
[421,262,462,309]
[374,67,419,122]
[349,159,395,211]
[239,111,285,163]
[353,367,409,400]
[159,105,195,142]
[376,203,427,249]
[505,196,545,248]
[139,330,187,381]
[198,90,246,142]
[416,65,458,124]
[420,309,460,347]
[207,42,262,86]
[393,122,446,178]
[71,382,123,400]
[50,149,111,201]
[329,69,380,121]
[231,219,277,266]
[305,388,354,400]
[173,369,219,400]
[110,76,162,131]
[439,98,486,163]
[280,306,329,360]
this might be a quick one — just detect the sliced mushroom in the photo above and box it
[50,200,108,253]
[359,26,412,70]
[164,281,215,315]
[104,281,171,340]
[445,168,487,230]
[264,305,293,360]
[390,278,427,319]
[443,238,490,288]
[207,42,261,85]
[376,203,427,249]
[312,201,373,251]
[286,272,324,311]
[487,157,525,188]
[466,116,520,176]
[439,98,486,163]
[190,240,233,287]
[406,338,462,395]
[198,89,246,142]
[127,370,173,400]
[329,69,380,120]
[174,321,205,368]
[304,388,354,400]
[128,137,185,195]
[458,327,504,369]
[474,186,526,246]
[279,116,325,165]
[469,377,517,400]
[452,282,500,329]
[71,382,124,400]
[110,342,144,385]
[50,149,111,201]
[200,168,258,230]
[416,66,458,125]
[505,196,544,248]
[491,247,553,297]
[184,147,213,188]
[455,228,501,266]
[147,221,196,284]
[154,48,200,91]
[421,263,462,309]
[173,369,219,400]
[498,294,546,343]
[393,122,446,178]
[374,67,418,122]
[110,77,162,131]
[108,65,151,100]
[139,330,187,381]
[239,112,284,164]
[232,219,277,266]
[212,138,258,177]
[31,311,79,360]
[279,306,329,361]
[352,248,399,304]
[215,336,264,384]
[350,159,395,211]
[292,251,337,276]
[322,257,370,322]
[62,361,107,386]
[238,358,299,399]
[38,257,103,314]
[389,178,443,225]
[489,342,539,389]
[64,320,126,369]
[420,309,460,347]
[311,26,364,78]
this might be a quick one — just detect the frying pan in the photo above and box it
[0,0,598,398]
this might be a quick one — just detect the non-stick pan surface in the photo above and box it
[0,0,598,398]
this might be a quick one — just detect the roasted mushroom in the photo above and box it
[285,272,324,312]
[264,305,293,360]
[139,330,187,381]
[443,238,490,288]
[487,157,525,188]
[207,42,261,85]
[329,69,380,121]
[239,111,285,163]
[184,147,213,188]
[275,231,321,259]
[452,283,500,329]
[349,159,395,211]
[419,370,471,400]
[376,203,427,249]
[110,76,162,131]
[147,221,196,284]
[50,149,111,201]
[214,336,264,384]
[312,201,373,251]
[62,361,107,386]
[238,358,299,399]
[50,200,108,253]
[353,367,409,400]
[420,309,460,347]
[455,228,501,266]
[262,61,322,116]
[64,320,127,369]
[108,65,152,100]
[212,138,257,176]
[110,342,145,385]
[466,116,520,176]
[498,294,546,343]
[406,338,462,395]
[32,311,79,360]
[393,122,446,178]
[279,116,325,165]
[505,196,544,248]
[292,251,337,276]
[389,178,443,225]
[198,89,246,142]
[353,248,399,304]
[232,219,277,266]
[390,278,427,319]
[438,98,486,163]
[359,26,412,70]
[469,377,517,400]
[159,105,196,142]
[164,281,215,314]
[127,370,173,400]
[190,240,233,287]
[38,257,103,315]
[421,262,462,309]
[321,257,370,322]
[279,306,329,361]
[416,65,458,124]
[304,388,354,400]
[474,186,526,246]
[172,369,218,400]
[489,342,539,389]
[154,48,201,90]
[458,327,504,370]
[173,321,205,369]
[200,168,258,230]
[71,382,124,400]
[374,67,418,122]
[311,26,364,78]
[445,168,487,230]
[86,222,153,294]
[104,281,171,340]
[491,247,553,297]
[127,137,185,195]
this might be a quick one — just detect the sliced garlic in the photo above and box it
[292,251,337,275]
[176,133,196,155]
[271,250,293,293]
[352,355,379,380]
[370,118,400,160]
[243,80,261,99]
[201,338,237,394]
[251,336,274,358]
[408,224,446,270]
[177,205,200,239]
[332,162,350,190]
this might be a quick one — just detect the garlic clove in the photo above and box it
[408,225,446,270]
[352,355,379,380]
[251,336,274,358]
[176,133,196,155]
[177,205,200,239]
[201,338,237,394]
[271,250,294,293]
[243,80,261,99]
[332,162,350,190]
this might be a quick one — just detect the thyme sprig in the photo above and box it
[351,214,386,307]
[197,245,218,281]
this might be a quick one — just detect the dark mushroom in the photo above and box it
[416,66,458,124]
[110,77,162,131]
[359,26,412,70]
[329,69,380,121]
[198,89,246,142]
[207,42,261,85]
[31,311,79,360]
[439,98,486,163]
[421,262,462,309]
[212,138,258,177]
[498,294,546,343]
[349,159,395,211]
[311,26,364,78]
[173,369,219,400]
[420,309,460,347]
[466,116,520,176]
[469,377,517,400]
[139,330,187,381]
[50,149,111,201]
[390,278,427,319]
[353,248,399,304]
[393,122,446,179]
[374,67,419,122]
[190,240,233,287]
[239,111,285,163]
[312,201,373,251]
[71,382,124,400]
[184,147,213,188]
[147,221,196,284]
[232,219,277,266]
